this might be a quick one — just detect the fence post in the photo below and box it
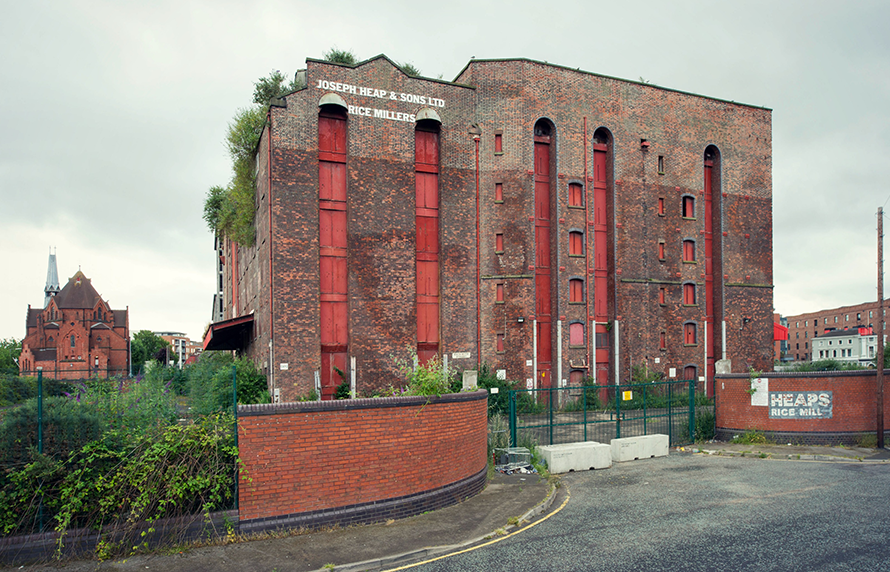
[508,390,516,447]
[232,364,238,511]
[583,384,588,442]
[688,378,695,443]
[643,385,648,435]
[548,386,554,445]
[616,384,621,439]
[668,381,673,445]
[37,370,44,532]
[37,370,43,455]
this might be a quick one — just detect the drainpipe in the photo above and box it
[267,110,275,392]
[583,117,591,379]
[475,135,481,364]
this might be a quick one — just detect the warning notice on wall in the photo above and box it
[768,391,833,419]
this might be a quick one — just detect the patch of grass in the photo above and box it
[732,429,772,445]
[856,433,878,448]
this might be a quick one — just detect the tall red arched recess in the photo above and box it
[534,119,555,390]
[318,106,348,399]
[415,120,441,364]
[703,146,722,397]
[592,128,613,388]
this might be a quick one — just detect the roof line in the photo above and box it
[304,54,476,89]
[455,57,771,111]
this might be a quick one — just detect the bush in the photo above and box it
[694,410,716,441]
[393,352,457,397]
[476,364,521,416]
[186,353,269,415]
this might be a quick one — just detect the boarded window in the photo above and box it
[658,241,666,260]
[569,231,583,256]
[683,365,696,380]
[659,331,666,350]
[684,322,697,345]
[683,240,696,262]
[495,182,503,202]
[496,283,504,302]
[570,322,584,346]
[659,286,666,305]
[497,333,505,352]
[683,283,696,305]
[569,182,583,207]
[496,233,504,253]
[569,279,584,303]
[658,197,665,216]
[494,133,503,153]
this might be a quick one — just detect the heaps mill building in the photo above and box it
[203,55,774,401]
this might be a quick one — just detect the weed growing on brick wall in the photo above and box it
[476,364,522,416]
[732,429,772,445]
[393,351,457,397]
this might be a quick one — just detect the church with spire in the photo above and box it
[19,250,130,378]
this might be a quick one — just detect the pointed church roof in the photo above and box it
[44,249,60,307]
[54,270,103,309]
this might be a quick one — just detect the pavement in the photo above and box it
[6,442,889,572]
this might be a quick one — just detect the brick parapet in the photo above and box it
[237,390,488,522]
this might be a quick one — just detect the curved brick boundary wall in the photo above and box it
[716,371,890,445]
[237,390,488,533]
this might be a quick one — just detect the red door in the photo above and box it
[534,135,552,388]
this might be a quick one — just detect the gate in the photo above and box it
[507,379,710,448]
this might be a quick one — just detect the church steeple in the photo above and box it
[44,247,60,307]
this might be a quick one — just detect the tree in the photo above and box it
[131,330,171,374]
[400,62,421,77]
[252,70,303,105]
[0,338,21,374]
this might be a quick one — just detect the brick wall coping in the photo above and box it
[716,370,885,380]
[238,389,488,416]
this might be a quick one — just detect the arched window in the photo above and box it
[569,231,584,256]
[569,279,584,303]
[683,239,696,262]
[569,322,584,346]
[683,282,696,305]
[683,365,697,381]
[684,322,697,345]
[569,182,583,207]
[682,195,695,218]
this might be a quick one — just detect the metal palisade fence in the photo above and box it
[508,379,714,449]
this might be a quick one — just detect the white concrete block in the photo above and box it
[538,441,612,473]
[610,434,669,462]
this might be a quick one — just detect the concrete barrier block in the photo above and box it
[538,441,612,473]
[611,434,669,462]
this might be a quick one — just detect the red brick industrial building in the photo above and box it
[20,260,130,378]
[204,55,774,401]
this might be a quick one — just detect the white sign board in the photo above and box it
[279,363,289,370]
[750,378,768,406]
[452,352,471,359]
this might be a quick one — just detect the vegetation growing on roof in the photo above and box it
[323,47,358,65]
[203,70,304,246]
[400,62,421,77]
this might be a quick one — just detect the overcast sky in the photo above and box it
[2,0,889,342]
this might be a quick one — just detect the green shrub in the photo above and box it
[393,352,456,397]
[186,353,269,415]
[694,410,716,441]
[476,364,521,416]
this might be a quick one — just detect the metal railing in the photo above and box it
[508,379,711,448]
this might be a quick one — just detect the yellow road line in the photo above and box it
[380,486,571,572]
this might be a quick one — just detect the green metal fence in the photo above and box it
[0,366,240,543]
[508,379,713,448]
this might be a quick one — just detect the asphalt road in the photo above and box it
[404,453,890,572]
